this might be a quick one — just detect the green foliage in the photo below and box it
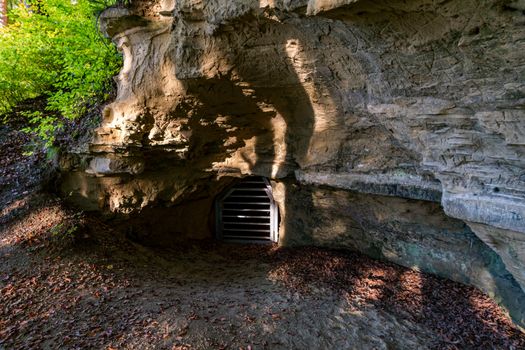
[0,0,121,145]
[50,212,82,242]
[50,221,78,238]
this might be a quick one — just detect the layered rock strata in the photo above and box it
[59,0,525,325]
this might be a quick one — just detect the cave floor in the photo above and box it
[0,125,524,349]
[1,193,524,350]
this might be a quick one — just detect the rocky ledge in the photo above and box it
[59,0,525,326]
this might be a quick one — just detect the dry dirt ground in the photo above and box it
[1,127,525,350]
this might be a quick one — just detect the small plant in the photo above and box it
[0,0,121,145]
[50,222,78,238]
[50,212,83,242]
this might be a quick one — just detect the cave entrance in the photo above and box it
[215,176,279,243]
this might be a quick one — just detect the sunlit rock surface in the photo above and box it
[60,0,525,325]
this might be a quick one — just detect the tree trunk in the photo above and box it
[0,0,7,27]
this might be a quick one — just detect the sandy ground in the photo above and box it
[1,193,524,350]
[1,126,524,349]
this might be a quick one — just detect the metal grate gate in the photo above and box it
[216,177,278,243]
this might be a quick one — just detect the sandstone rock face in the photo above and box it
[60,0,525,325]
[276,183,525,325]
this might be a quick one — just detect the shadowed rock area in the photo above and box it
[59,0,525,326]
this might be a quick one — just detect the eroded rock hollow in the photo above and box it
[59,0,525,326]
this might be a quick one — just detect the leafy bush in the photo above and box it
[0,0,121,145]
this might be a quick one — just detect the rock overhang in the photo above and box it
[59,0,525,326]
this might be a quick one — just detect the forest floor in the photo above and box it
[1,125,525,349]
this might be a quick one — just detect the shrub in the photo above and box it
[0,0,121,145]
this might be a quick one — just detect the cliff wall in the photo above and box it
[59,0,525,325]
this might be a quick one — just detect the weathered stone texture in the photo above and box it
[59,0,525,325]
[276,184,525,325]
